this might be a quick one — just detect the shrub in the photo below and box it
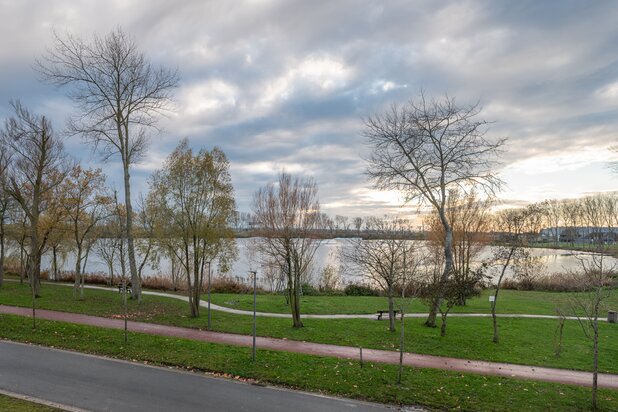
[54,271,110,286]
[500,271,618,292]
[301,283,322,296]
[344,283,379,296]
[142,276,175,291]
[209,275,257,294]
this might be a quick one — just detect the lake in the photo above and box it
[33,238,618,288]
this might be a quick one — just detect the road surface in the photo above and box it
[0,340,405,412]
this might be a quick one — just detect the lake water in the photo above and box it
[34,238,617,288]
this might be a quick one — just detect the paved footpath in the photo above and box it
[60,283,598,321]
[1,304,617,390]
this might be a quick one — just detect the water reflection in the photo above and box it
[36,237,618,287]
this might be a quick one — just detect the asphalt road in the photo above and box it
[0,341,401,412]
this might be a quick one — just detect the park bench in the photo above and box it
[376,310,399,320]
[117,284,132,296]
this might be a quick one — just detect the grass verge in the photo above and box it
[0,393,62,411]
[1,314,616,411]
[2,282,618,374]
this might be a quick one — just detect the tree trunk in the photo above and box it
[183,239,195,317]
[440,313,447,337]
[0,224,4,287]
[170,258,176,291]
[19,243,25,285]
[52,246,58,281]
[287,248,303,328]
[491,301,499,343]
[29,218,41,297]
[292,272,303,328]
[80,246,87,299]
[387,285,395,332]
[123,163,141,303]
[190,247,203,318]
[397,313,405,384]
[80,272,85,300]
[190,281,199,317]
[74,245,82,299]
[426,214,453,327]
[592,319,599,410]
[493,248,514,344]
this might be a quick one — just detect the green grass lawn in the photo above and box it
[0,394,62,411]
[2,282,618,375]
[209,288,618,316]
[0,314,616,411]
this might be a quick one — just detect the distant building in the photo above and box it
[539,227,618,244]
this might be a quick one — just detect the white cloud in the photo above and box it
[233,161,305,175]
[596,81,618,99]
[180,79,238,116]
[258,55,352,107]
[504,147,618,175]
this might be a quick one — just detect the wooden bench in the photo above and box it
[117,284,132,295]
[376,310,399,320]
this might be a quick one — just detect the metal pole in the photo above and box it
[31,277,36,330]
[207,261,212,330]
[123,278,128,343]
[250,270,257,361]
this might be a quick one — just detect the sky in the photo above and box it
[1,0,617,218]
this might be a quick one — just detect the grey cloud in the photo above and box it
[1,0,618,216]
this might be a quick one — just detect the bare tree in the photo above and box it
[135,192,160,280]
[151,140,237,317]
[569,253,615,409]
[9,207,29,284]
[61,165,110,299]
[95,236,118,285]
[566,193,617,410]
[37,27,179,302]
[335,215,349,232]
[353,217,363,235]
[39,184,70,281]
[321,213,335,235]
[1,101,70,297]
[396,244,426,384]
[490,206,539,343]
[0,147,15,287]
[318,263,342,292]
[365,93,505,326]
[342,217,414,332]
[252,172,322,328]
[540,199,562,246]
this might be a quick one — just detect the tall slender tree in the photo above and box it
[37,27,179,302]
[0,147,14,287]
